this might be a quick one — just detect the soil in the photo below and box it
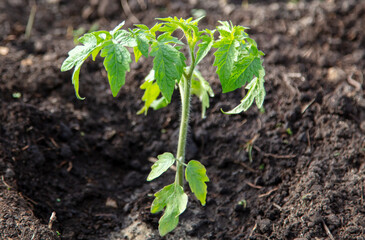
[1,0,365,239]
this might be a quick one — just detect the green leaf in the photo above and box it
[213,21,264,93]
[255,70,266,108]
[191,69,214,118]
[133,46,143,63]
[216,20,233,38]
[76,31,112,61]
[137,70,170,114]
[110,21,125,35]
[100,43,132,97]
[212,21,266,112]
[136,34,149,57]
[157,16,201,37]
[61,37,97,72]
[61,33,99,98]
[157,17,189,33]
[68,32,108,99]
[91,40,113,60]
[150,42,186,102]
[150,96,169,110]
[137,81,160,115]
[213,39,238,90]
[137,69,172,114]
[190,14,205,24]
[185,160,209,206]
[223,55,261,93]
[134,24,149,30]
[151,184,188,236]
[223,65,265,114]
[71,65,84,100]
[79,31,111,45]
[113,30,137,47]
[195,30,215,65]
[157,32,184,45]
[147,152,175,181]
[150,23,163,36]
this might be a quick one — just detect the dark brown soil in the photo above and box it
[1,0,365,239]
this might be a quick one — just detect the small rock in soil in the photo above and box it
[326,67,346,84]
[105,197,118,208]
[325,214,341,228]
[5,168,15,178]
[308,212,322,227]
[34,40,47,54]
[258,218,272,234]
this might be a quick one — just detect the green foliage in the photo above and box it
[222,65,265,114]
[150,36,186,102]
[137,70,161,115]
[151,184,188,236]
[61,17,266,236]
[195,29,215,65]
[213,21,265,112]
[147,152,175,181]
[100,43,131,97]
[185,160,209,205]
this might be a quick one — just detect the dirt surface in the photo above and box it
[1,0,365,239]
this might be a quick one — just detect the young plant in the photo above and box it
[61,17,266,236]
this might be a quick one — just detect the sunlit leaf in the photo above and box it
[100,43,132,97]
[185,160,209,205]
[151,184,188,236]
[147,152,175,181]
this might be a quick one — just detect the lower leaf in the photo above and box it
[185,160,209,206]
[151,183,188,236]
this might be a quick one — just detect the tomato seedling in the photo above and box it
[61,17,265,236]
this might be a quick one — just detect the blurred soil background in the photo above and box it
[0,0,365,239]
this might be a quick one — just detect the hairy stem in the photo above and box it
[175,43,195,187]
[175,66,194,187]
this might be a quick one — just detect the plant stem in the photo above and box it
[175,63,195,187]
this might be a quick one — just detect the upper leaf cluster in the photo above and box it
[61,17,266,115]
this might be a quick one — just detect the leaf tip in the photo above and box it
[76,95,86,100]
[220,108,229,114]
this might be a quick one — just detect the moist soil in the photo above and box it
[1,0,365,239]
